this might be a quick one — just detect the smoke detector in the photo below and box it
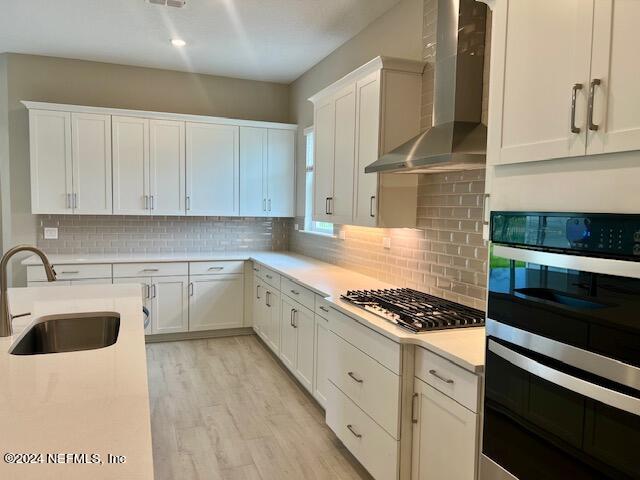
[147,0,186,7]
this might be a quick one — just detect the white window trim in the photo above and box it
[302,126,334,236]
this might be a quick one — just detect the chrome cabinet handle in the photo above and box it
[266,274,273,279]
[411,393,419,424]
[186,195,191,211]
[144,284,150,300]
[188,282,194,296]
[266,291,271,307]
[290,308,294,327]
[150,195,155,210]
[429,369,454,384]
[267,199,272,212]
[369,196,375,218]
[319,305,329,313]
[328,197,333,215]
[151,284,157,299]
[66,193,72,209]
[570,83,583,134]
[142,268,159,272]
[60,270,80,274]
[263,198,266,212]
[347,371,363,384]
[325,197,330,215]
[346,424,362,439]
[588,78,601,131]
[256,285,261,299]
[72,193,78,209]
[144,195,149,210]
[292,309,298,328]
[208,266,224,271]
[290,289,300,296]
[253,267,259,272]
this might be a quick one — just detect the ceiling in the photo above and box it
[0,0,401,84]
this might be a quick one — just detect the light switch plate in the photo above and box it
[338,230,346,240]
[43,227,58,240]
[383,237,391,249]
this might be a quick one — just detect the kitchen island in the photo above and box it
[0,284,153,480]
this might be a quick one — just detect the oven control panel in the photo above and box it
[491,212,640,260]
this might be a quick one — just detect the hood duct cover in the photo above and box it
[366,0,487,174]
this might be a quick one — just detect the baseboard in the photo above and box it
[145,327,254,343]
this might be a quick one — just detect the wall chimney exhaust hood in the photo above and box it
[365,0,487,174]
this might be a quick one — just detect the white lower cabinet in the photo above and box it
[280,295,315,393]
[262,287,281,354]
[152,276,189,335]
[113,277,152,335]
[280,296,298,371]
[188,274,244,331]
[313,310,331,408]
[411,378,478,480]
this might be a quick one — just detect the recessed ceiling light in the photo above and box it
[171,38,186,47]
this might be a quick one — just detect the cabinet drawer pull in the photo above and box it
[208,266,224,271]
[266,274,273,279]
[290,289,299,295]
[429,369,454,384]
[346,424,362,439]
[570,83,583,134]
[60,270,80,274]
[253,267,259,272]
[588,78,601,131]
[319,305,329,313]
[411,393,419,424]
[142,268,159,272]
[347,371,363,384]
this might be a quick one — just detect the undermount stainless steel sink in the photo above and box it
[10,313,120,355]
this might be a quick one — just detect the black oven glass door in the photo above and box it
[483,339,640,480]
[488,245,640,369]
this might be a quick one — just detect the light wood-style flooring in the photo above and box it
[146,335,372,480]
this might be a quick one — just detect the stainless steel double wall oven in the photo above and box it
[481,212,640,480]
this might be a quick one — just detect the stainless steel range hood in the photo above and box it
[365,0,487,174]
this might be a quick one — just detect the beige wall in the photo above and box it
[288,0,424,216]
[0,53,290,285]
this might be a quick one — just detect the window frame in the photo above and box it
[303,127,334,236]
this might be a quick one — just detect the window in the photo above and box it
[304,127,334,235]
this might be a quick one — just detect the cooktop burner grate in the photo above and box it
[340,288,485,333]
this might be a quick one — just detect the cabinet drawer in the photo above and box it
[113,262,188,278]
[281,277,314,310]
[415,346,479,413]
[315,295,332,318]
[327,307,400,374]
[28,263,112,281]
[326,382,398,480]
[328,331,400,438]
[259,266,281,289]
[189,260,244,275]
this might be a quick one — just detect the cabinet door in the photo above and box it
[279,296,297,372]
[488,0,594,165]
[252,274,265,335]
[29,109,73,214]
[412,378,478,480]
[71,113,112,214]
[114,277,151,335]
[353,71,381,227]
[239,127,267,217]
[331,85,357,224]
[314,316,330,408]
[588,0,640,155]
[189,274,244,331]
[264,288,281,354]
[151,275,189,334]
[313,98,335,222]
[294,305,314,393]
[149,119,185,215]
[266,129,295,217]
[186,122,239,216]
[112,116,150,215]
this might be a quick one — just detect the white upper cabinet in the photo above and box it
[29,109,72,214]
[240,126,268,216]
[29,109,113,214]
[149,119,186,215]
[488,0,640,165]
[112,116,150,215]
[186,122,239,216]
[71,113,112,214]
[25,101,296,217]
[588,0,640,155]
[266,129,295,217]
[309,57,422,228]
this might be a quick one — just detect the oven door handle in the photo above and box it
[492,245,640,279]
[488,339,640,416]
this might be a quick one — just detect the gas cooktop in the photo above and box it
[340,288,485,333]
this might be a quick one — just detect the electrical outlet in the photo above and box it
[44,227,58,240]
[338,230,346,240]
[294,223,299,231]
[383,237,391,249]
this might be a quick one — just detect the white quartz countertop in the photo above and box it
[0,284,154,480]
[24,251,486,372]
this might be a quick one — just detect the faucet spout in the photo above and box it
[0,245,56,337]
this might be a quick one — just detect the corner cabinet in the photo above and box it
[309,57,423,227]
[487,0,640,165]
[239,127,295,217]
[23,101,296,217]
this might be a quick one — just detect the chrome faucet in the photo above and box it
[0,245,56,337]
